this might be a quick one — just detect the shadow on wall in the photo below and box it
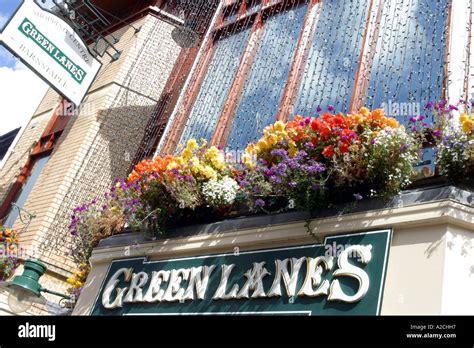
[36,101,158,266]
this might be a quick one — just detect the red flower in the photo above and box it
[339,143,349,153]
[311,119,321,132]
[322,146,335,157]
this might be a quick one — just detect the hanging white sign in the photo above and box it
[0,1,102,106]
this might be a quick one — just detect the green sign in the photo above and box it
[18,18,86,84]
[91,229,392,316]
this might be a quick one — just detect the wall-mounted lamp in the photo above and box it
[0,259,72,314]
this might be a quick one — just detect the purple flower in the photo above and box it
[264,168,274,176]
[409,116,417,123]
[316,105,322,113]
[433,129,442,137]
[270,149,288,157]
[448,105,458,111]
[255,199,265,207]
[269,175,282,184]
[399,144,409,152]
[425,102,434,109]
[327,105,335,112]
[239,179,250,187]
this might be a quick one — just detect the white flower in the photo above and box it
[202,176,239,208]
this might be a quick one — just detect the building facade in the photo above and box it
[0,0,473,315]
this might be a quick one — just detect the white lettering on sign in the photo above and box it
[298,256,334,297]
[236,261,270,299]
[101,245,373,308]
[144,270,170,302]
[328,245,372,303]
[102,268,132,309]
[213,264,240,300]
[267,257,305,298]
[183,265,216,300]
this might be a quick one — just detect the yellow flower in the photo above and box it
[242,153,255,169]
[186,138,199,151]
[257,138,269,151]
[180,148,193,160]
[359,107,370,115]
[266,134,278,146]
[288,143,298,157]
[204,146,219,161]
[460,114,474,135]
[202,165,217,180]
[166,161,179,171]
[274,121,286,132]
[462,120,474,134]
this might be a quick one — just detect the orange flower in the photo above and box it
[127,155,174,183]
[371,108,385,120]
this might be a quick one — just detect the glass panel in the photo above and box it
[366,0,448,126]
[294,0,370,115]
[226,2,309,151]
[365,0,448,178]
[178,27,251,146]
[4,155,50,228]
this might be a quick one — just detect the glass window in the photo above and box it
[294,0,370,115]
[4,155,50,228]
[172,0,449,164]
[226,3,309,150]
[365,0,449,126]
[178,27,251,146]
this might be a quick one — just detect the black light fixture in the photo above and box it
[171,17,200,48]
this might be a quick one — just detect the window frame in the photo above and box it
[158,0,455,155]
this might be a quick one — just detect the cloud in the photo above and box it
[0,61,48,135]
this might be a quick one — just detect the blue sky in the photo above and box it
[0,0,55,136]
[0,0,23,68]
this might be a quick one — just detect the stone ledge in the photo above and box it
[98,184,474,249]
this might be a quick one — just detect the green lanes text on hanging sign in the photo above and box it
[91,229,392,316]
[18,18,86,84]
